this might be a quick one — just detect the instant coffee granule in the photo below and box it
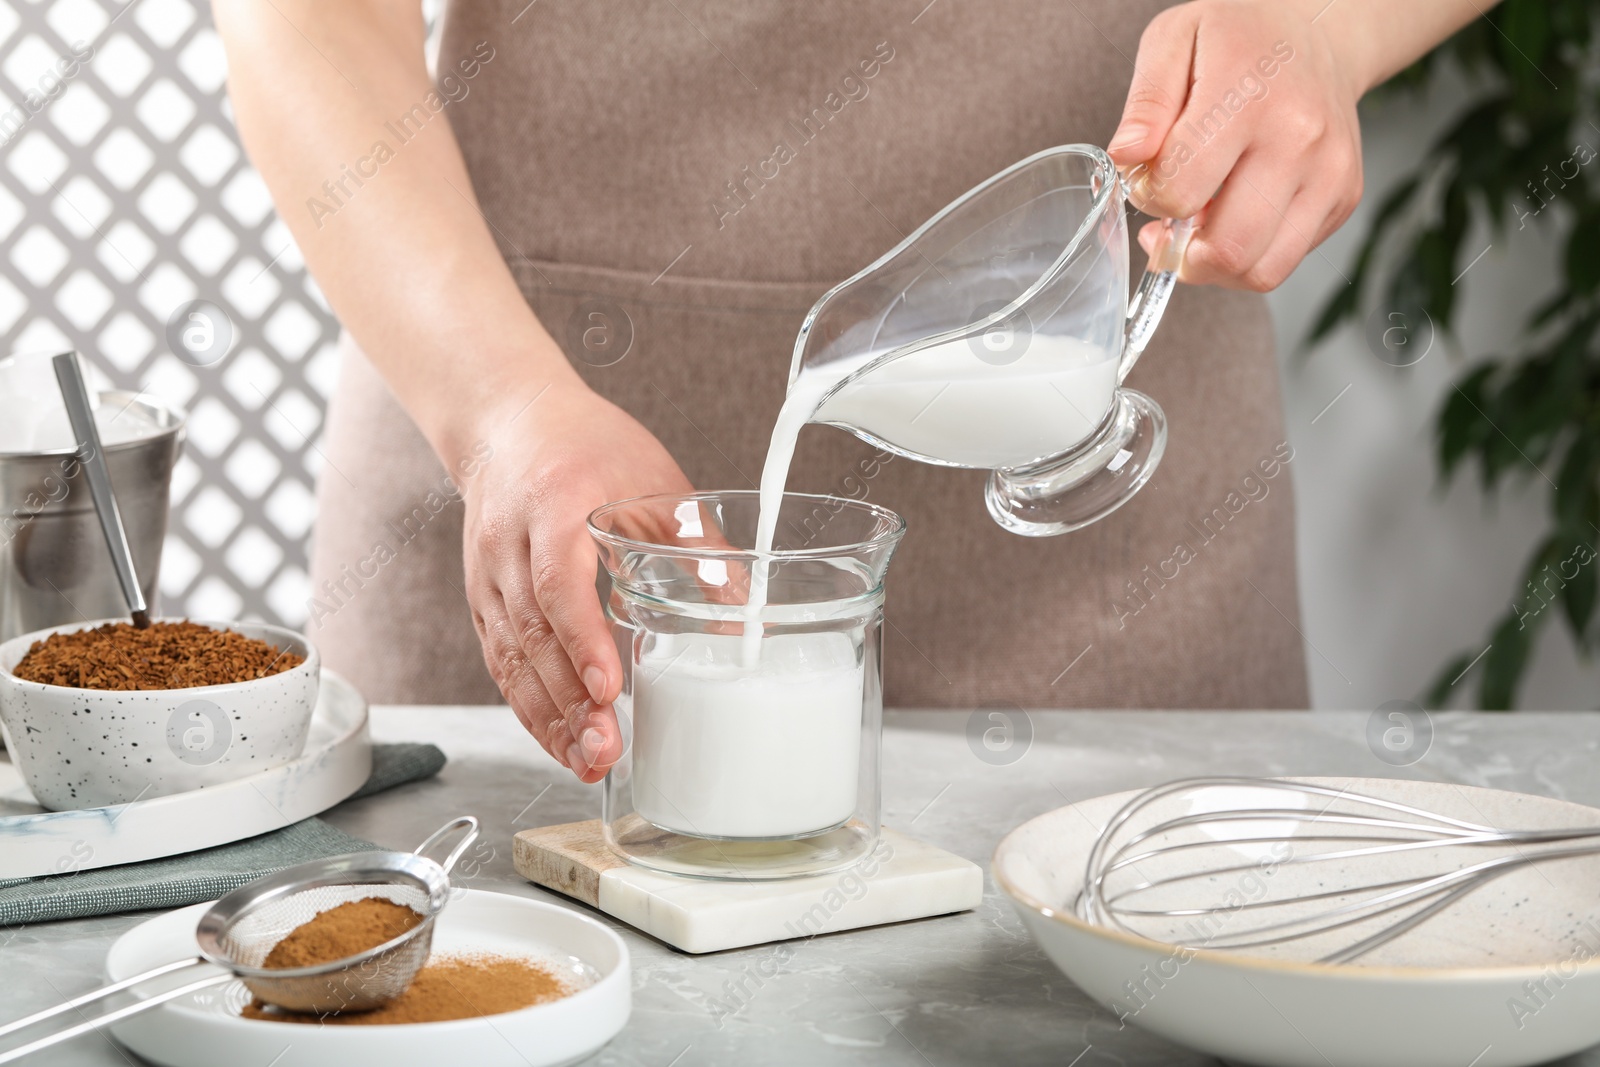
[243,955,571,1024]
[261,898,423,970]
[10,620,303,690]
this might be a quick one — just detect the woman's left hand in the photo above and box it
[1107,0,1367,292]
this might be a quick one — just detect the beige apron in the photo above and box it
[311,0,1310,709]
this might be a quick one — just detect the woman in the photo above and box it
[214,0,1487,781]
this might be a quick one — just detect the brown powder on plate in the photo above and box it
[241,955,571,1024]
[261,898,424,970]
[9,620,303,690]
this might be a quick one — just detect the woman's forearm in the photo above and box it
[1300,0,1499,95]
[212,0,581,468]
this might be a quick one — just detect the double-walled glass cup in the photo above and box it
[589,491,904,880]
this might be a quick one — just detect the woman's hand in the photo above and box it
[1107,0,1367,292]
[215,1,689,782]
[462,383,692,782]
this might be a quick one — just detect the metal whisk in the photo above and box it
[1076,778,1600,965]
[0,816,478,1063]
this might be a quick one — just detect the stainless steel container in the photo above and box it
[0,392,185,643]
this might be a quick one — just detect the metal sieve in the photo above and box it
[0,816,478,1063]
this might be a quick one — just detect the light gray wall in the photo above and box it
[1268,69,1599,710]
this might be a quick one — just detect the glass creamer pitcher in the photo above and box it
[792,144,1193,536]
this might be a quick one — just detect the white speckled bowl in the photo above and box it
[994,777,1600,1067]
[0,618,319,810]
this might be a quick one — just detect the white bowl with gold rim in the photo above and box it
[993,777,1600,1067]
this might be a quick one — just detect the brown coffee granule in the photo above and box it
[242,955,571,1024]
[261,898,424,970]
[10,620,303,690]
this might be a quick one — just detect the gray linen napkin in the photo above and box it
[0,741,445,927]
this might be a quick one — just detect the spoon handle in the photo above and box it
[49,351,150,627]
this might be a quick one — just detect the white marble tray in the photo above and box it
[514,821,984,953]
[0,671,370,879]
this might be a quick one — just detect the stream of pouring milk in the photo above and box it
[631,335,1118,839]
[741,335,1116,664]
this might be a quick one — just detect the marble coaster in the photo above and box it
[512,821,983,953]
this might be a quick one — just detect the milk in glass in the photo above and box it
[636,333,1114,840]
[631,632,863,838]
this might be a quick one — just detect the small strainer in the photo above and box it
[0,816,478,1063]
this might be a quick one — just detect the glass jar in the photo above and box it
[589,491,905,880]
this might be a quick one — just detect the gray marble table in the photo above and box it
[5,707,1600,1066]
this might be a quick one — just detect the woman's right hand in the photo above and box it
[461,382,693,783]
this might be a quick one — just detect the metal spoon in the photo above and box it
[50,351,151,629]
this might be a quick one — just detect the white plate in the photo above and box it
[103,888,631,1067]
[0,671,370,878]
[994,777,1600,1067]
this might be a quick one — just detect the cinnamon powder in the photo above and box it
[243,897,573,1024]
[10,620,303,690]
[261,898,424,970]
[242,955,571,1025]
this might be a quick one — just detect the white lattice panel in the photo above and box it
[0,0,337,628]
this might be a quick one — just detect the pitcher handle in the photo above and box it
[1120,214,1197,383]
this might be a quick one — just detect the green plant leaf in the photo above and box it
[1424,652,1475,707]
[1305,177,1419,345]
[1371,176,1423,234]
[1493,355,1583,474]
[1528,288,1575,327]
[1316,3,1600,709]
[1565,213,1600,294]
[1437,363,1498,480]
[1562,546,1597,638]
[1479,610,1536,710]
[1550,0,1593,41]
[1499,0,1550,68]
[1307,281,1362,345]
[1435,99,1508,187]
[1554,434,1598,529]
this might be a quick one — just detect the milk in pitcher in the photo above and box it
[743,333,1117,657]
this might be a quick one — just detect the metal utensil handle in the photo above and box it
[49,351,149,622]
[413,815,480,875]
[1119,214,1197,383]
[0,959,231,1064]
[0,957,203,1041]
